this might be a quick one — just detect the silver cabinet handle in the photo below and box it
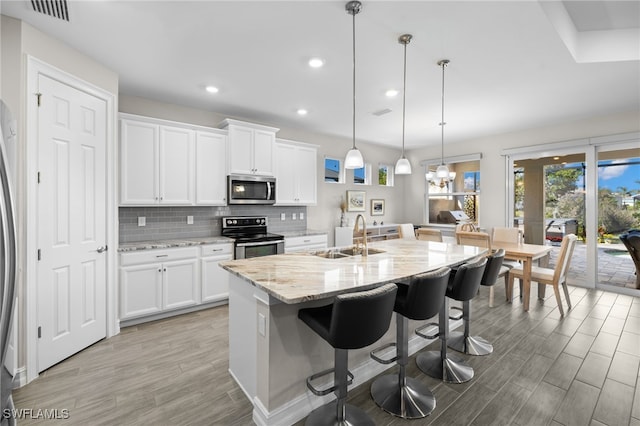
[96,245,108,253]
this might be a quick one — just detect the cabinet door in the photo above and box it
[228,126,254,175]
[120,120,159,205]
[163,258,198,310]
[274,143,297,204]
[120,263,163,319]
[196,131,227,205]
[295,145,317,204]
[253,130,274,175]
[201,254,232,303]
[159,126,194,205]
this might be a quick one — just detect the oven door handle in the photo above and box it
[236,240,284,248]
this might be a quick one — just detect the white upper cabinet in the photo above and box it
[274,139,318,205]
[159,126,194,205]
[195,131,227,205]
[220,119,279,176]
[120,115,194,205]
[120,114,228,206]
[120,119,159,205]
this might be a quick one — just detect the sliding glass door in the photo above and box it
[505,133,640,296]
[595,146,640,292]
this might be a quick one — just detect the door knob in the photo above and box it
[96,246,108,253]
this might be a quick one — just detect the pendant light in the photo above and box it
[394,34,412,175]
[436,59,450,178]
[344,1,364,169]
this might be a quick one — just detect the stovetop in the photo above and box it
[221,216,284,243]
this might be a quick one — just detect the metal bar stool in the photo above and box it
[298,283,398,426]
[416,258,487,384]
[369,267,450,419]
[448,249,505,356]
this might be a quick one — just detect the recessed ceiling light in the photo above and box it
[205,86,219,94]
[308,58,324,68]
[553,156,560,160]
[297,109,308,116]
[385,89,399,97]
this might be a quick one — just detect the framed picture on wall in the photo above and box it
[346,190,366,212]
[371,199,385,216]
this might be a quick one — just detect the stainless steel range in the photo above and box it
[222,216,285,259]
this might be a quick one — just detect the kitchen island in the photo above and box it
[219,238,485,426]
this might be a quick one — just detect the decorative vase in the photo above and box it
[340,212,347,227]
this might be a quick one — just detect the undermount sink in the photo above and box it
[313,247,385,259]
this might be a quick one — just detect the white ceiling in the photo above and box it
[2,1,639,149]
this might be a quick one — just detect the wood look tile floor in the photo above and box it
[13,282,640,426]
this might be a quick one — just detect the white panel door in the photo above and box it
[37,74,107,372]
[159,126,193,205]
[195,131,227,205]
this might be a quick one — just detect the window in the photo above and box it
[423,154,481,225]
[378,164,394,187]
[354,163,371,185]
[324,157,344,183]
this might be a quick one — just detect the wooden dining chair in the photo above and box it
[416,228,443,242]
[398,223,416,240]
[491,227,523,291]
[492,227,522,244]
[455,231,490,249]
[507,234,577,316]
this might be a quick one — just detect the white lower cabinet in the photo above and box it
[284,234,328,253]
[200,243,233,303]
[119,263,163,319]
[120,244,230,322]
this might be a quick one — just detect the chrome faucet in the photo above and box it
[353,214,368,256]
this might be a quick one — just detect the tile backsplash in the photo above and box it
[119,206,308,243]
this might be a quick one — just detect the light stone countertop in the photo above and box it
[219,238,486,304]
[279,229,328,238]
[118,236,234,252]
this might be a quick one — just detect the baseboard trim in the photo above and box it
[12,367,27,389]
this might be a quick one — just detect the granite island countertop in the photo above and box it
[219,238,486,304]
[118,236,234,252]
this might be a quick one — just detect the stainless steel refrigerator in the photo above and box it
[0,99,17,425]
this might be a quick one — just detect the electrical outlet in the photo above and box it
[300,212,304,220]
[138,217,146,227]
[187,215,194,225]
[281,213,286,221]
[292,213,297,220]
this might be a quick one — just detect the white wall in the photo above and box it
[1,15,118,381]
[119,95,408,245]
[404,110,640,230]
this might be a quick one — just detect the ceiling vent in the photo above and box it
[31,0,69,21]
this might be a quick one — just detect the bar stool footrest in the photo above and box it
[370,342,398,365]
[415,322,439,340]
[448,306,463,320]
[306,368,354,396]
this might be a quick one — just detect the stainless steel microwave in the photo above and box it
[227,175,276,205]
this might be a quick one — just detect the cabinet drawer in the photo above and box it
[200,243,233,257]
[379,226,399,235]
[120,247,199,267]
[285,234,327,249]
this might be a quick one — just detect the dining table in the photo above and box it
[491,241,553,312]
